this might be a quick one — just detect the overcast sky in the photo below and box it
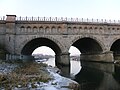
[0,0,120,20]
[0,0,119,55]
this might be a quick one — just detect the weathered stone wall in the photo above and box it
[0,15,120,62]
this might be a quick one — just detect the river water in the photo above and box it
[44,58,120,90]
[44,58,81,75]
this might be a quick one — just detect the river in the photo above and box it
[44,58,120,90]
[44,58,81,75]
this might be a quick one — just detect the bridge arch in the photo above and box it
[21,38,62,56]
[110,38,120,54]
[19,36,64,56]
[70,36,104,54]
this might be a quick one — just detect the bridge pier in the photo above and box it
[80,51,114,63]
[113,53,120,60]
[80,51,115,73]
[55,52,70,77]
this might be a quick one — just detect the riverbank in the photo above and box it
[0,60,79,90]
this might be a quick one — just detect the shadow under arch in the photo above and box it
[69,37,104,76]
[110,39,120,60]
[71,36,104,52]
[71,37,103,54]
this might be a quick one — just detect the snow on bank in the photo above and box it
[43,66,80,90]
[0,62,79,90]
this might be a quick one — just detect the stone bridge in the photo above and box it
[0,15,120,75]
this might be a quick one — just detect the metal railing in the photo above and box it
[0,16,5,21]
[0,16,120,24]
[16,16,120,24]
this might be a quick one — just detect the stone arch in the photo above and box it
[70,35,105,53]
[57,26,62,34]
[79,27,82,30]
[68,27,72,34]
[110,38,120,60]
[73,26,78,34]
[99,27,103,30]
[117,28,120,30]
[110,38,120,52]
[89,27,93,29]
[94,27,98,30]
[39,26,44,34]
[109,38,120,50]
[51,26,57,34]
[27,26,31,32]
[20,26,25,32]
[84,27,87,30]
[18,36,64,55]
[45,26,50,34]
[33,26,38,33]
[33,26,37,29]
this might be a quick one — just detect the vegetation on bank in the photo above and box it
[0,62,52,89]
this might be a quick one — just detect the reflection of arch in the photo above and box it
[19,36,64,55]
[71,36,104,53]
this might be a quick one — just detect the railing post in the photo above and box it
[71,18,73,21]
[76,18,78,21]
[55,17,57,21]
[61,17,63,21]
[92,18,93,22]
[114,20,115,23]
[26,16,27,21]
[82,18,83,22]
[97,19,98,22]
[109,20,111,23]
[32,16,33,21]
[101,19,103,23]
[38,16,39,21]
[44,17,45,21]
[20,16,21,21]
[87,18,88,22]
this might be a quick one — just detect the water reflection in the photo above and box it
[44,58,81,75]
[75,67,104,90]
[42,58,120,90]
[75,62,120,90]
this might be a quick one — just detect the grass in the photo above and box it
[0,62,52,89]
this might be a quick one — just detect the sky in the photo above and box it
[0,0,120,55]
[32,46,80,55]
[0,0,120,20]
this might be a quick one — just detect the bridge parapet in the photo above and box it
[16,16,120,24]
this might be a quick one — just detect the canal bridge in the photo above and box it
[0,15,120,75]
